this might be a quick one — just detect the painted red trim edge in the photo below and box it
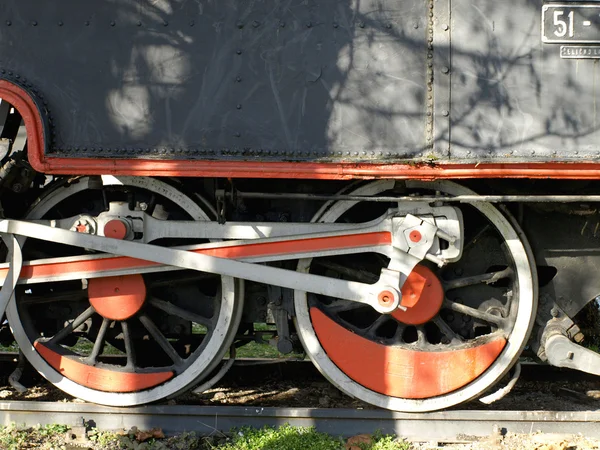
[0,80,46,167]
[3,79,600,181]
[35,342,174,392]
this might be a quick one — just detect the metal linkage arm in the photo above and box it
[0,220,412,314]
[0,233,22,317]
[545,333,600,377]
[0,207,462,316]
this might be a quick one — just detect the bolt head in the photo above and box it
[409,230,422,243]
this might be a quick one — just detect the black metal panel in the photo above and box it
[447,0,600,162]
[0,0,428,162]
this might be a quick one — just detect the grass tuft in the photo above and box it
[218,425,344,450]
[217,425,411,450]
[0,423,70,450]
[0,423,411,450]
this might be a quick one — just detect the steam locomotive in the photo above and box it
[0,0,598,412]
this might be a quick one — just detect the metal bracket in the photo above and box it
[545,333,600,376]
[215,189,227,225]
[0,232,21,315]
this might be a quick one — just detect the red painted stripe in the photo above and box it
[35,342,173,392]
[311,307,506,399]
[0,231,391,283]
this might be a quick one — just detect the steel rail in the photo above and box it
[0,402,599,442]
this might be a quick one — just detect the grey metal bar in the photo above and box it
[1,402,599,441]
[229,192,600,203]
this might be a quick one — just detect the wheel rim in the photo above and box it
[294,180,537,412]
[7,176,242,406]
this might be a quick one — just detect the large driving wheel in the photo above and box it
[7,176,242,406]
[295,180,537,412]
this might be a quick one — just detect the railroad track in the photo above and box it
[0,357,598,443]
[0,402,599,443]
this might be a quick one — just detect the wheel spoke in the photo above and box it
[48,306,95,345]
[416,326,426,346]
[444,268,513,290]
[149,297,211,327]
[391,321,407,344]
[463,224,491,252]
[139,314,184,366]
[121,320,136,370]
[443,299,505,326]
[365,315,389,338]
[433,316,463,343]
[85,318,110,365]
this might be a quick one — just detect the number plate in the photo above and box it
[542,4,600,43]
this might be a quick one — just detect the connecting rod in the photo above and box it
[0,209,460,317]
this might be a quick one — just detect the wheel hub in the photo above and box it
[395,265,444,325]
[88,275,147,321]
[104,219,129,240]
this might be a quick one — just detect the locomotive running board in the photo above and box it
[0,211,461,317]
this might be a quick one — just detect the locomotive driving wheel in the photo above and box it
[6,176,242,406]
[295,180,537,412]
